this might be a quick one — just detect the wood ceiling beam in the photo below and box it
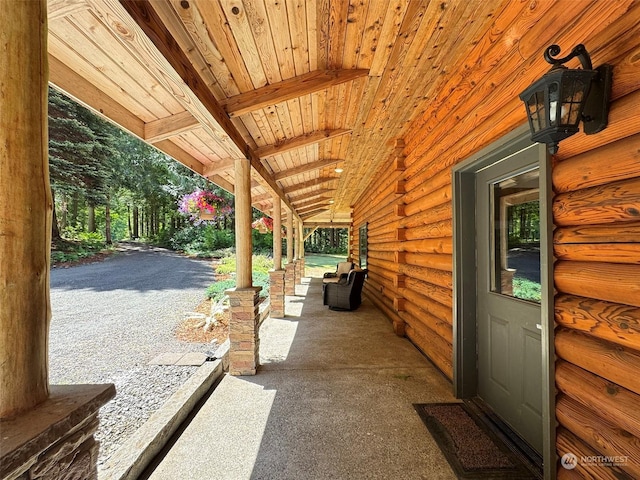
[49,0,91,21]
[219,69,369,118]
[118,0,301,222]
[291,196,332,209]
[304,222,350,228]
[144,111,200,143]
[49,54,145,139]
[251,193,273,203]
[282,177,335,195]
[288,189,335,204]
[203,158,236,178]
[274,159,342,181]
[298,202,330,214]
[300,208,329,220]
[256,129,351,159]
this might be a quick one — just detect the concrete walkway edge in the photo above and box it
[99,359,225,480]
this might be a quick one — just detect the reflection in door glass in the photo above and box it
[491,168,541,303]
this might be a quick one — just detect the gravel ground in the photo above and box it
[49,243,217,467]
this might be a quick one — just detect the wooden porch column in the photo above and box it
[296,219,304,283]
[0,5,115,480]
[269,196,285,317]
[285,211,296,295]
[233,158,252,288]
[272,196,282,270]
[0,0,50,418]
[227,157,260,375]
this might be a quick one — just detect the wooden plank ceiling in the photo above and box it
[47,0,506,226]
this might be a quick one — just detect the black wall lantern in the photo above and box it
[519,44,613,154]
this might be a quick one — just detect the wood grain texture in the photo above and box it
[0,0,50,418]
[555,328,640,396]
[555,294,640,351]
[556,394,640,479]
[556,361,640,439]
[555,261,640,307]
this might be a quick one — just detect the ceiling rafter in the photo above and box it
[300,208,330,220]
[255,129,351,159]
[219,69,370,118]
[119,0,301,221]
[291,196,332,209]
[274,159,342,181]
[282,177,336,195]
[203,158,236,178]
[288,189,335,203]
[144,111,200,143]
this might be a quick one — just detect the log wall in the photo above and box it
[351,2,640,477]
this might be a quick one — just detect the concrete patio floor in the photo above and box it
[141,276,457,480]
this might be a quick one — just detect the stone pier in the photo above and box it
[226,287,262,376]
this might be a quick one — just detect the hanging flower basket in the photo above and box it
[178,190,231,223]
[251,216,273,233]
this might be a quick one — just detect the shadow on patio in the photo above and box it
[141,275,457,480]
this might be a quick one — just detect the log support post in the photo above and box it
[285,211,295,295]
[0,3,114,478]
[269,196,285,318]
[226,157,260,375]
[296,219,304,283]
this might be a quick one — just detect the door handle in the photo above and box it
[536,324,542,330]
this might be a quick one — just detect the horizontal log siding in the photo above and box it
[551,40,640,470]
[352,3,640,477]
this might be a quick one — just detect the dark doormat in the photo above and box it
[413,403,538,479]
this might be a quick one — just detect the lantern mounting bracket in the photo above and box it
[544,44,593,70]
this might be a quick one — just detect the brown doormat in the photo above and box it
[414,403,537,479]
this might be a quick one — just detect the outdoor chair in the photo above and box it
[322,261,354,284]
[323,269,367,311]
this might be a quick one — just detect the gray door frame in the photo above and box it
[452,125,556,480]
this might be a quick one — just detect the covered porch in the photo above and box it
[140,276,457,479]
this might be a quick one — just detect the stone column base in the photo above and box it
[269,270,286,318]
[0,384,115,480]
[226,287,262,376]
[285,262,296,295]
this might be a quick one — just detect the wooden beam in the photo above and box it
[144,111,199,143]
[298,202,331,214]
[283,177,335,195]
[49,0,90,21]
[300,208,329,219]
[304,227,318,241]
[118,0,301,223]
[49,54,145,139]
[219,69,369,117]
[289,189,335,203]
[292,196,332,209]
[256,129,351,159]
[305,222,350,228]
[203,158,235,178]
[274,159,341,181]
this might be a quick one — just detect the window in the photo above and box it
[359,223,368,269]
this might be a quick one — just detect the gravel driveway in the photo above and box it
[49,243,216,467]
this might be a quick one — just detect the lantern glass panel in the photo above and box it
[549,82,560,126]
[526,91,546,133]
[562,78,587,126]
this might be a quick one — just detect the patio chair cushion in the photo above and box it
[322,261,354,283]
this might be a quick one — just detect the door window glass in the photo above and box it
[491,168,541,303]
